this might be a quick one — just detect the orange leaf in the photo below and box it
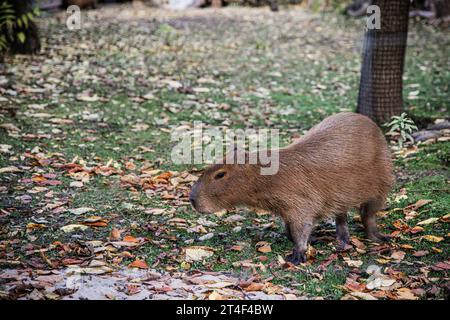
[156,172,172,180]
[410,226,424,234]
[129,259,148,269]
[243,282,265,292]
[32,175,47,182]
[123,235,139,243]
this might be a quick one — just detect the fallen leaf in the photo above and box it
[110,228,122,240]
[350,292,378,300]
[256,241,272,253]
[243,282,265,292]
[395,288,418,300]
[129,259,148,269]
[60,224,89,233]
[123,235,139,243]
[343,259,363,268]
[69,207,95,215]
[408,199,432,211]
[410,226,424,234]
[185,246,214,262]
[412,250,429,257]
[422,235,444,243]
[70,181,83,188]
[390,251,406,261]
[417,217,439,225]
[0,166,22,174]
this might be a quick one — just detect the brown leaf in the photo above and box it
[412,250,429,257]
[410,226,424,234]
[390,251,406,261]
[256,241,272,253]
[395,288,418,300]
[316,253,338,271]
[408,199,432,211]
[432,261,450,271]
[243,282,265,292]
[110,228,122,240]
[350,237,366,250]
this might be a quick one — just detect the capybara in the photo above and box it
[189,112,394,264]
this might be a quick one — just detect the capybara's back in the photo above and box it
[280,112,394,218]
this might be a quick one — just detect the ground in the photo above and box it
[0,4,449,300]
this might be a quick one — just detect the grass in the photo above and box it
[0,6,448,300]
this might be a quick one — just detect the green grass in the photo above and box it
[0,7,448,300]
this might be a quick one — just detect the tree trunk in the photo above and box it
[431,0,450,18]
[10,0,41,55]
[356,0,410,124]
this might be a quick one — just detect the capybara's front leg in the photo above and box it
[286,217,314,265]
[284,222,293,242]
[360,197,390,243]
[335,213,350,251]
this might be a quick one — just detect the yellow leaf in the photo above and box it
[26,223,46,231]
[432,247,442,253]
[209,291,225,300]
[375,258,391,264]
[422,235,444,243]
[417,218,439,225]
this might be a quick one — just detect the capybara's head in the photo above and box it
[189,163,252,214]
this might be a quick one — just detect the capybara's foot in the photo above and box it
[286,250,306,265]
[335,238,351,252]
[367,232,390,243]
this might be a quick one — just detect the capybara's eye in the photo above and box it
[214,171,226,180]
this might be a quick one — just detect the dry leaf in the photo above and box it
[243,282,265,292]
[128,259,148,269]
[256,241,272,253]
[60,224,88,233]
[417,217,439,225]
[185,246,214,262]
[422,235,444,243]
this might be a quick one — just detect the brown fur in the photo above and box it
[189,112,394,264]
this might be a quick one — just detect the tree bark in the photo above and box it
[431,0,450,18]
[9,0,41,55]
[356,0,410,124]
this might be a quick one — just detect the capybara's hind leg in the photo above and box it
[286,217,315,265]
[335,213,350,251]
[360,197,389,243]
